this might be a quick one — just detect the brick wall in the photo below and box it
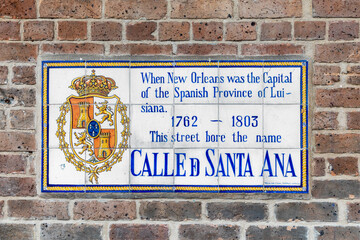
[0,0,359,239]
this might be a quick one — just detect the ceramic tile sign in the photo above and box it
[42,60,308,193]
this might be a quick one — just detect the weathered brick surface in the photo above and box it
[171,0,233,19]
[24,21,54,41]
[12,66,36,85]
[347,65,360,85]
[0,132,36,151]
[39,0,101,19]
[42,43,104,54]
[0,110,5,129]
[159,22,190,41]
[110,44,172,55]
[316,88,360,108]
[311,157,325,176]
[110,224,169,240]
[0,88,36,107]
[140,201,201,221]
[312,180,360,199]
[329,21,359,41]
[239,0,302,18]
[0,21,20,40]
[207,202,267,221]
[313,65,340,85]
[328,157,359,176]
[8,200,69,220]
[0,177,36,196]
[58,21,87,41]
[0,0,36,19]
[260,22,291,41]
[91,22,122,41]
[0,201,4,218]
[242,44,304,55]
[0,154,27,174]
[315,133,360,153]
[315,43,360,63]
[226,22,257,41]
[0,66,8,85]
[347,202,360,222]
[0,43,37,62]
[0,224,35,240]
[315,226,360,240]
[294,21,325,40]
[126,22,157,41]
[74,200,136,220]
[177,44,237,55]
[105,0,167,19]
[275,202,338,222]
[193,22,223,41]
[313,112,338,130]
[41,223,102,240]
[347,112,360,129]
[313,0,360,17]
[179,224,240,240]
[246,226,307,240]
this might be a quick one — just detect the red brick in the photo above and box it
[313,65,340,85]
[315,227,360,240]
[347,202,360,222]
[315,43,360,63]
[10,110,35,130]
[177,44,237,55]
[316,88,360,108]
[110,224,169,240]
[0,110,5,129]
[207,202,267,221]
[159,22,190,41]
[0,154,27,174]
[0,88,36,107]
[0,177,36,196]
[294,21,326,40]
[313,111,338,130]
[261,22,291,41]
[313,0,360,17]
[91,22,122,41]
[347,65,360,85]
[74,201,136,220]
[329,21,359,41]
[179,224,240,240]
[0,224,35,240]
[0,66,8,85]
[239,0,302,18]
[0,43,37,62]
[312,180,360,199]
[171,0,233,19]
[8,200,69,220]
[242,44,303,55]
[328,157,359,176]
[347,112,360,129]
[110,44,172,55]
[140,201,201,221]
[226,22,257,41]
[24,21,54,41]
[193,22,223,41]
[126,22,157,41]
[0,132,36,152]
[315,133,360,153]
[0,0,36,19]
[312,157,325,177]
[39,0,101,18]
[58,21,87,41]
[42,43,104,54]
[247,226,307,240]
[0,21,20,40]
[105,0,167,19]
[12,66,36,85]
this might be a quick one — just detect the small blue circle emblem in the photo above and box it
[87,119,100,138]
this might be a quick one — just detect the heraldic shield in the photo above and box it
[56,70,130,184]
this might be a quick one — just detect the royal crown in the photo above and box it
[69,70,117,96]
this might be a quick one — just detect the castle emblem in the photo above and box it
[56,70,130,184]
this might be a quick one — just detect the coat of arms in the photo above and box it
[56,70,130,184]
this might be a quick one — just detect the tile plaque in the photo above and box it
[42,60,308,193]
